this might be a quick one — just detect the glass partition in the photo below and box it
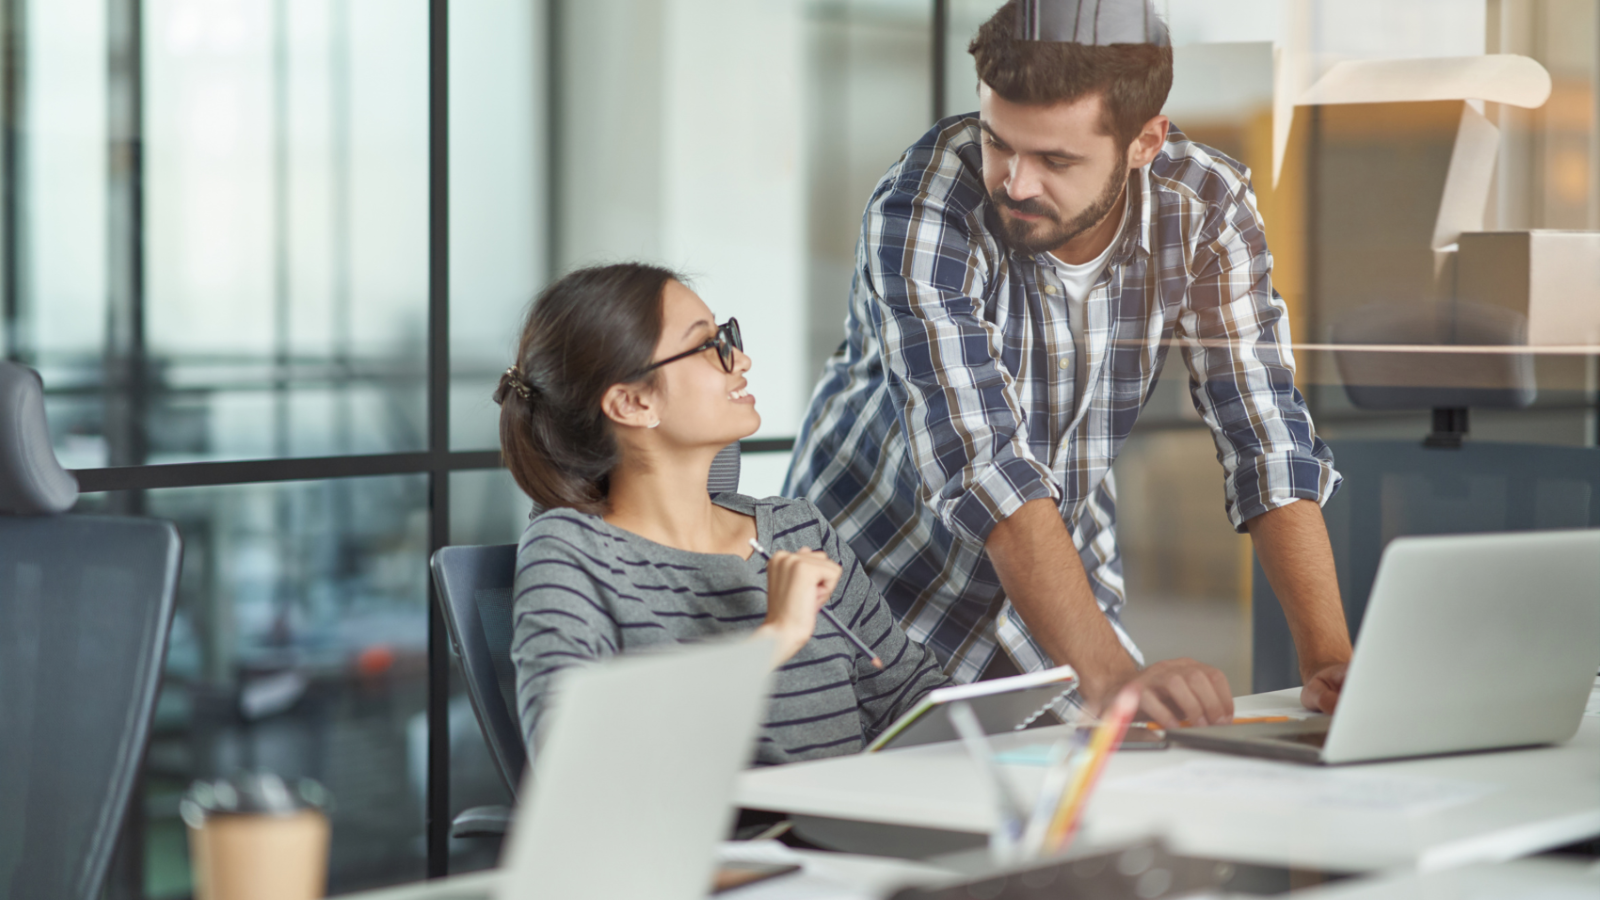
[939,0,1600,688]
[1,0,1594,895]
[19,0,430,469]
[76,475,430,897]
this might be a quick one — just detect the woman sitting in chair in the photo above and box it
[497,262,950,764]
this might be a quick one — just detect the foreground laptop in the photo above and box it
[496,637,774,900]
[1171,529,1600,765]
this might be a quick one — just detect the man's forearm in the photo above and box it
[1246,499,1352,678]
[985,497,1137,698]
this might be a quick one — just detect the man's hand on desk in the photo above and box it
[1301,661,1348,714]
[986,499,1237,730]
[1246,500,1354,717]
[1083,657,1235,730]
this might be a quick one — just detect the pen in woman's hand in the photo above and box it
[750,538,883,669]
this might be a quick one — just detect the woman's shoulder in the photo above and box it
[730,494,833,546]
[519,506,629,562]
[714,492,821,520]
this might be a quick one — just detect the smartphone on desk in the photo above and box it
[1078,724,1168,750]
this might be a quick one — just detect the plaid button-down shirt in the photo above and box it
[784,116,1339,689]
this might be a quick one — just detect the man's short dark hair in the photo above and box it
[969,0,1173,149]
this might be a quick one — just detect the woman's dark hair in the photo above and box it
[494,262,680,514]
[969,0,1172,150]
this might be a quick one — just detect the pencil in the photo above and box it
[748,538,884,669]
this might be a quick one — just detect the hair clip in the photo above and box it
[502,366,534,402]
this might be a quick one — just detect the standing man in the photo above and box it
[785,0,1351,728]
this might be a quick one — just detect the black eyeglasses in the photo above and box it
[634,318,743,379]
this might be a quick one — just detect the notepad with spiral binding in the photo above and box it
[866,664,1078,752]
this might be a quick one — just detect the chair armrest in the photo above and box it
[450,805,514,838]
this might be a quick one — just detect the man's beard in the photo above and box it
[989,166,1126,257]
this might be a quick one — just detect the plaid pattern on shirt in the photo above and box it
[783,116,1339,692]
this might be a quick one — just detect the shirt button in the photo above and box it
[1058,357,1070,370]
[1043,285,1059,296]
[996,614,1008,630]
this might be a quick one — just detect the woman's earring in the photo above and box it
[647,418,660,429]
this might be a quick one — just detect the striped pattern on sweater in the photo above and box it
[510,493,951,765]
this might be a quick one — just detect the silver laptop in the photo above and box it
[1171,529,1600,765]
[496,637,774,900]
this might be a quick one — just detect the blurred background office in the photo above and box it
[1,0,1594,896]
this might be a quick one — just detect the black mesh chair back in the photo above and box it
[1252,440,1600,691]
[0,364,182,900]
[431,543,525,796]
[432,441,742,799]
[705,442,741,495]
[1330,301,1537,412]
[0,364,77,515]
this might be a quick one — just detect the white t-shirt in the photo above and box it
[1046,189,1130,343]
[1043,191,1130,405]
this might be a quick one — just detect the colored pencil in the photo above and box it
[1043,686,1140,852]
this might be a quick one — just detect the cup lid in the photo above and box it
[180,772,332,826]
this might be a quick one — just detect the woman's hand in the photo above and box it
[754,548,841,665]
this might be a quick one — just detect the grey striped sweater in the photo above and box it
[511,493,951,765]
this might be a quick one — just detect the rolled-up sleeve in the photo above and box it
[863,175,1058,547]
[1174,176,1340,531]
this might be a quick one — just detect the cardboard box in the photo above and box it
[1456,231,1600,346]
[1266,54,1566,404]
[1277,55,1552,282]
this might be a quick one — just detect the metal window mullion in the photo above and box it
[0,0,23,363]
[426,0,451,879]
[105,2,148,895]
[70,450,501,493]
[545,0,562,274]
[106,0,146,499]
[931,0,948,124]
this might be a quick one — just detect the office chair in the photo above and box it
[431,442,741,838]
[1251,302,1600,691]
[0,362,183,900]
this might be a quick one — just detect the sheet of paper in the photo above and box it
[1469,889,1600,900]
[1229,705,1317,720]
[1106,759,1497,815]
[996,743,1059,766]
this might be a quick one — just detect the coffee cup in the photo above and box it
[181,772,333,900]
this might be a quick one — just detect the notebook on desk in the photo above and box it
[1171,529,1600,765]
[867,664,1078,752]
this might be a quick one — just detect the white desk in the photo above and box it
[737,688,1600,873]
[333,848,951,900]
[1291,857,1599,899]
